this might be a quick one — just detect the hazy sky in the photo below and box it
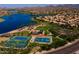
[0,4,50,8]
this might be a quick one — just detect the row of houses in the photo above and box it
[36,14,79,27]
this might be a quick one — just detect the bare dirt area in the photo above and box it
[0,37,9,42]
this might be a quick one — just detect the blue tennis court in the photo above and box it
[12,36,30,41]
[35,37,50,43]
[5,36,31,48]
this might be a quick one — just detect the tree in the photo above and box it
[52,36,67,48]
[48,23,62,36]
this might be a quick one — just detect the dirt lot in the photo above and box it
[0,37,9,42]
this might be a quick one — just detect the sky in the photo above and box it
[0,4,50,8]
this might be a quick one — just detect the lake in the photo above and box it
[0,13,32,34]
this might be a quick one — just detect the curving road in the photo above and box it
[43,40,79,54]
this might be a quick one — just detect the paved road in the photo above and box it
[73,50,79,54]
[45,40,79,54]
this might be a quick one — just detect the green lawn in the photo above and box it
[36,26,49,31]
[14,31,30,36]
[36,26,50,35]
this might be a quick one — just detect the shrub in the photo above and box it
[28,43,39,48]
[59,34,78,42]
[40,44,51,50]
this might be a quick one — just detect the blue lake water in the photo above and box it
[0,13,32,34]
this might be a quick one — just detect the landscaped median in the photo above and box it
[39,39,79,54]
